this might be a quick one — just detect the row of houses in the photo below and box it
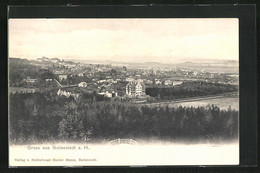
[57,89,79,99]
[154,79,183,86]
[56,79,147,99]
[97,79,118,84]
[164,80,183,86]
[9,87,37,94]
[98,91,118,98]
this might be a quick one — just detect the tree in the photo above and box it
[58,101,86,141]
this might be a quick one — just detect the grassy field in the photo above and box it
[144,96,239,110]
[168,97,239,110]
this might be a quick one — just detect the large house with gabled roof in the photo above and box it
[125,79,146,97]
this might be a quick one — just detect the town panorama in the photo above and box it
[9,56,239,144]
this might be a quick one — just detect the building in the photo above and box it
[172,81,183,86]
[98,91,118,98]
[125,78,135,82]
[164,80,172,86]
[23,77,38,84]
[98,83,118,98]
[155,80,162,85]
[57,89,71,98]
[125,79,146,97]
[97,79,107,84]
[56,74,68,81]
[50,58,60,63]
[78,82,88,87]
[41,56,50,61]
[45,78,53,82]
[144,79,153,85]
[57,89,79,99]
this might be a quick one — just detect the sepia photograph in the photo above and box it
[8,18,239,166]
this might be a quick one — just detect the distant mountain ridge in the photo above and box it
[9,57,238,72]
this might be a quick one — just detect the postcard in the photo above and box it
[8,18,239,166]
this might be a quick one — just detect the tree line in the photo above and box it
[9,92,238,144]
[146,81,238,100]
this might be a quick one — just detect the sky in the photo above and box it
[8,18,238,63]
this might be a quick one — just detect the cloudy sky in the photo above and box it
[9,18,238,63]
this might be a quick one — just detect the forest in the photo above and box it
[9,92,238,144]
[146,81,238,100]
[9,58,39,87]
